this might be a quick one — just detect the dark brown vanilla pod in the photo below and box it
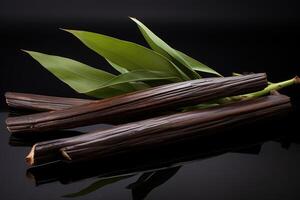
[7,74,267,133]
[60,94,291,163]
[9,130,85,147]
[26,93,290,166]
[5,92,93,111]
[27,126,277,186]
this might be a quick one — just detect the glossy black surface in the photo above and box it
[1,109,300,200]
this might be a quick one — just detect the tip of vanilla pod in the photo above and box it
[60,149,72,161]
[25,145,36,166]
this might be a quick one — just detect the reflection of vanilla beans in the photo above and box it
[5,92,92,111]
[26,93,290,166]
[6,74,267,133]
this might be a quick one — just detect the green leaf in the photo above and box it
[85,70,180,98]
[24,50,114,92]
[176,50,222,76]
[105,59,129,74]
[63,29,189,81]
[23,51,137,98]
[130,18,202,79]
[84,87,133,98]
[105,59,152,90]
[130,18,222,77]
[24,51,180,99]
[63,174,134,198]
[100,70,180,87]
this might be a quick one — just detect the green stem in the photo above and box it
[183,76,299,111]
[241,76,299,100]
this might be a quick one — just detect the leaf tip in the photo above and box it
[60,28,78,35]
[129,16,136,20]
[59,28,68,32]
[60,28,71,33]
[20,49,29,53]
[21,49,35,56]
[129,17,140,24]
[217,72,223,77]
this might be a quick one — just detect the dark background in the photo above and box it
[1,1,300,200]
[1,0,300,108]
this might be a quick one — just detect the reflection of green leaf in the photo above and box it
[127,166,181,200]
[176,50,222,76]
[63,174,134,198]
[64,29,189,81]
[130,17,200,80]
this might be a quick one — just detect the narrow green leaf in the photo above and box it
[85,87,133,98]
[24,50,112,91]
[130,17,202,79]
[105,59,129,74]
[63,29,189,81]
[176,50,222,76]
[23,50,136,98]
[63,174,134,198]
[105,59,152,90]
[100,70,181,88]
[130,18,222,77]
[85,70,180,98]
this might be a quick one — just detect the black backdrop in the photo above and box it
[1,0,300,107]
[1,2,300,200]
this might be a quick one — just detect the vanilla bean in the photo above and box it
[26,133,269,185]
[5,92,92,111]
[9,130,84,147]
[27,93,291,166]
[7,74,267,133]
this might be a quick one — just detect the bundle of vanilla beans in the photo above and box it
[5,74,299,166]
[6,18,299,167]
